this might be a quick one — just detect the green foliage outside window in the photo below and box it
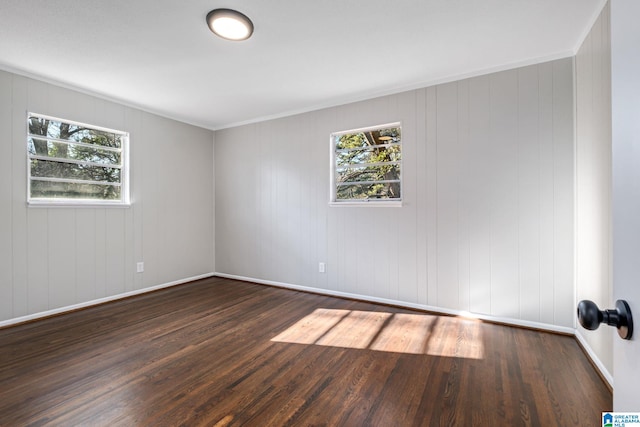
[333,124,401,201]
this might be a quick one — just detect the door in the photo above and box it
[611,0,640,410]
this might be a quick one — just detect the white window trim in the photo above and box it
[329,121,403,207]
[26,112,131,207]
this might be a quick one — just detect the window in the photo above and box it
[330,122,401,205]
[27,113,129,206]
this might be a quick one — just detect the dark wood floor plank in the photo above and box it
[0,277,611,426]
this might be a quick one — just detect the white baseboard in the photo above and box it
[217,272,618,386]
[214,272,576,335]
[575,329,614,388]
[0,272,216,329]
[1,270,612,390]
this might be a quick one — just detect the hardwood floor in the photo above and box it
[0,277,611,426]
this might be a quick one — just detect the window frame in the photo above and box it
[26,112,131,207]
[329,122,402,207]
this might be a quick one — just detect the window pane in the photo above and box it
[335,127,401,150]
[30,180,121,200]
[336,145,401,167]
[336,182,401,200]
[31,159,121,183]
[28,138,121,166]
[337,164,400,184]
[28,117,122,149]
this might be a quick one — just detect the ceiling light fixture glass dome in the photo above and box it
[206,9,254,41]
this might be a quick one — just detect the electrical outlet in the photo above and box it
[319,262,326,273]
[136,262,144,273]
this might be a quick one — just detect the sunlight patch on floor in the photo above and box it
[271,308,484,359]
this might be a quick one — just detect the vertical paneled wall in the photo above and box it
[215,58,575,328]
[0,70,215,324]
[576,2,613,377]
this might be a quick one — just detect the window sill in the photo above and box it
[329,200,403,208]
[27,200,131,208]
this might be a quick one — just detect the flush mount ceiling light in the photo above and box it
[206,8,254,41]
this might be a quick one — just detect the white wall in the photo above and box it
[215,58,575,329]
[0,70,215,324]
[575,2,614,381]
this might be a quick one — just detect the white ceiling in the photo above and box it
[0,0,605,130]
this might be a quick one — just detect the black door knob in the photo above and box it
[577,299,633,340]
